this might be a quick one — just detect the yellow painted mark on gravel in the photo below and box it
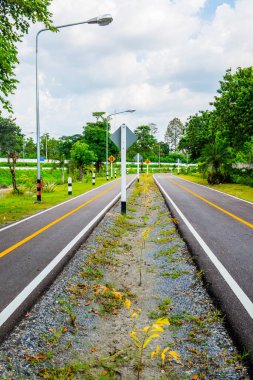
[167,177,253,229]
[0,183,118,259]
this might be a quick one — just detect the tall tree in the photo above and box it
[0,117,23,191]
[178,111,214,160]
[211,67,253,149]
[83,119,118,172]
[164,117,184,151]
[0,0,55,113]
[127,125,157,162]
[70,141,96,180]
[58,134,83,160]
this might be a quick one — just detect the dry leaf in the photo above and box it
[102,370,108,376]
[112,309,118,315]
[24,353,47,362]
[192,375,199,380]
[63,327,68,333]
[85,301,91,306]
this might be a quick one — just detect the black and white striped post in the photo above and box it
[114,169,117,178]
[68,177,72,195]
[110,123,137,215]
[92,172,95,185]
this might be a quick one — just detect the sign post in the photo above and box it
[110,123,137,214]
[145,159,150,174]
[135,153,142,182]
[108,155,115,179]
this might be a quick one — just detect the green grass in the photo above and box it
[0,178,109,226]
[177,173,253,203]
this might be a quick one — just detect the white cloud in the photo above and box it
[6,0,253,141]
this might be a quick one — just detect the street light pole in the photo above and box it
[35,14,113,202]
[104,109,135,181]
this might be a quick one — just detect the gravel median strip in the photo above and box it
[0,175,250,380]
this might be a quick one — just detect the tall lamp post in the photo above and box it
[104,109,135,180]
[36,14,113,202]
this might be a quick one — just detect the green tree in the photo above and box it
[211,67,253,149]
[0,117,23,191]
[58,134,83,160]
[199,136,233,184]
[164,117,184,151]
[0,0,55,113]
[178,111,214,160]
[23,136,36,158]
[83,118,118,172]
[127,125,157,163]
[70,141,96,180]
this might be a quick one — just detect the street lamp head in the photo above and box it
[126,109,136,113]
[87,14,113,26]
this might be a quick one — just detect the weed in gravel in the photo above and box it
[158,229,177,237]
[160,269,190,278]
[81,267,103,281]
[154,245,178,258]
[93,284,131,316]
[57,299,77,327]
[38,361,91,379]
[127,206,137,212]
[148,298,173,320]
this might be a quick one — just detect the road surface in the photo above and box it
[154,173,253,364]
[0,176,136,340]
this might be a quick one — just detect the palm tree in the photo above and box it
[200,137,233,184]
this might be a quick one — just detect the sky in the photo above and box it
[7,0,253,141]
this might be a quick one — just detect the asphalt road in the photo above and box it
[0,176,136,340]
[154,173,253,365]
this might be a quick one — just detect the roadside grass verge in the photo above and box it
[0,178,110,226]
[177,173,253,203]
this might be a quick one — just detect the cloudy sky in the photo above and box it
[8,0,253,141]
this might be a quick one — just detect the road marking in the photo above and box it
[0,178,120,233]
[0,183,119,259]
[170,174,253,205]
[166,177,253,229]
[0,177,136,327]
[154,176,253,319]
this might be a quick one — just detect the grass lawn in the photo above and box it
[0,178,110,226]
[177,173,253,203]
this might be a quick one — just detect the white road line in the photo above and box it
[154,176,253,319]
[0,177,136,327]
[168,174,253,205]
[0,178,120,232]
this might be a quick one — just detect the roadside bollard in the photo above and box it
[106,171,109,181]
[114,169,117,178]
[68,177,72,195]
[92,172,95,185]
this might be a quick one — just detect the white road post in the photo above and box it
[92,172,95,185]
[111,161,113,179]
[121,124,127,214]
[137,153,140,182]
[147,163,149,174]
[177,158,180,174]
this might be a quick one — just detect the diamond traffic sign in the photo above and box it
[110,124,137,149]
[135,154,143,161]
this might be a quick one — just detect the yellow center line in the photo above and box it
[0,183,118,259]
[167,177,253,229]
